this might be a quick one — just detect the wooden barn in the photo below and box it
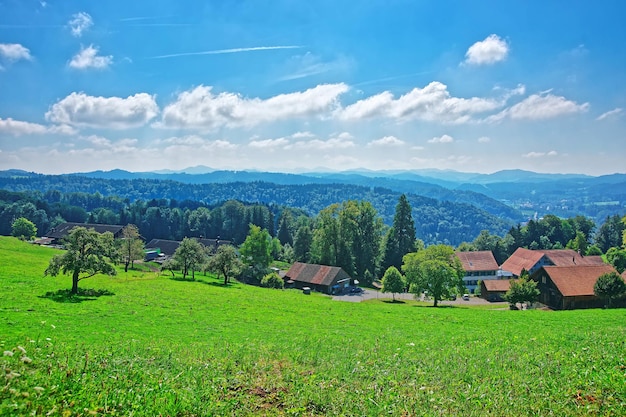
[480,279,515,302]
[45,222,124,245]
[533,264,623,310]
[284,262,353,294]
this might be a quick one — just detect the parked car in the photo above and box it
[462,294,470,301]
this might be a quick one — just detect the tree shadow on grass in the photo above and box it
[39,288,115,303]
[412,304,457,309]
[382,299,406,304]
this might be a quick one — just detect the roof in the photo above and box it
[500,248,545,276]
[145,239,181,255]
[285,262,351,287]
[45,222,124,239]
[541,265,618,297]
[482,279,515,292]
[501,248,605,276]
[456,251,499,271]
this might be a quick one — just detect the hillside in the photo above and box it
[1,237,624,416]
[0,173,513,245]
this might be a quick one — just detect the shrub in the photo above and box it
[261,272,284,289]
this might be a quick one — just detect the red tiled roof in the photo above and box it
[501,248,606,276]
[285,262,351,287]
[542,265,618,297]
[500,248,544,276]
[483,279,515,292]
[456,251,499,271]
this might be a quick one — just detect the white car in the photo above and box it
[462,294,470,301]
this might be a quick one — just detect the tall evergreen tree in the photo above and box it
[381,194,417,273]
[293,225,313,263]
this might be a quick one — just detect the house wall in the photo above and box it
[462,270,499,294]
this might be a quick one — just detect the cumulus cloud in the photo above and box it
[0,118,76,136]
[69,45,113,69]
[68,12,93,37]
[158,83,348,130]
[428,134,454,144]
[523,150,558,158]
[367,135,405,147]
[338,81,503,123]
[249,137,290,149]
[464,34,509,65]
[486,93,589,122]
[596,108,622,121]
[477,136,491,143]
[46,92,159,129]
[0,43,32,62]
[288,132,356,150]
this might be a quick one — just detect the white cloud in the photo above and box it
[279,52,352,81]
[68,12,93,37]
[367,135,405,147]
[151,45,302,59]
[0,118,76,136]
[464,34,509,65]
[249,137,290,149]
[0,43,32,62]
[46,92,159,129]
[428,134,454,144]
[69,45,113,70]
[158,83,348,130]
[478,136,491,143]
[596,108,622,121]
[338,81,503,123]
[523,150,558,158]
[487,93,589,122]
[288,132,356,150]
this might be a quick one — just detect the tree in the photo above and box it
[594,271,626,308]
[402,245,464,307]
[381,266,405,301]
[605,247,626,274]
[239,224,273,279]
[117,224,144,272]
[503,274,540,309]
[277,210,293,246]
[261,272,284,289]
[11,217,37,240]
[44,227,117,294]
[595,215,625,253]
[207,245,243,285]
[172,238,207,280]
[293,225,313,263]
[381,195,417,272]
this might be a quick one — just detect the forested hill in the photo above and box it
[0,173,512,246]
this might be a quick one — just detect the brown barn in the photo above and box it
[533,264,623,310]
[284,262,352,294]
[481,279,515,302]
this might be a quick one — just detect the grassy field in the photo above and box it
[1,237,625,416]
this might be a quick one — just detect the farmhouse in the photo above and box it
[284,262,353,294]
[45,222,124,245]
[532,264,622,310]
[455,251,508,294]
[500,248,605,277]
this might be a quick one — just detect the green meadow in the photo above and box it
[1,237,624,416]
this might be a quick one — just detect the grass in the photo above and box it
[1,237,625,416]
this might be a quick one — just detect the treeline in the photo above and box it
[0,174,512,245]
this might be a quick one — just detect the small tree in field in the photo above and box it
[381,266,405,301]
[261,272,284,289]
[594,271,626,308]
[117,224,144,272]
[11,217,37,240]
[172,238,207,280]
[44,227,117,294]
[207,245,243,285]
[503,276,540,309]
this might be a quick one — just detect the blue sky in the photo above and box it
[0,0,625,175]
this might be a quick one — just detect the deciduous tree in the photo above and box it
[402,245,464,307]
[594,271,626,308]
[172,238,207,280]
[11,217,37,240]
[239,224,272,279]
[381,266,405,301]
[503,272,540,309]
[117,224,144,272]
[44,227,117,294]
[207,244,243,285]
